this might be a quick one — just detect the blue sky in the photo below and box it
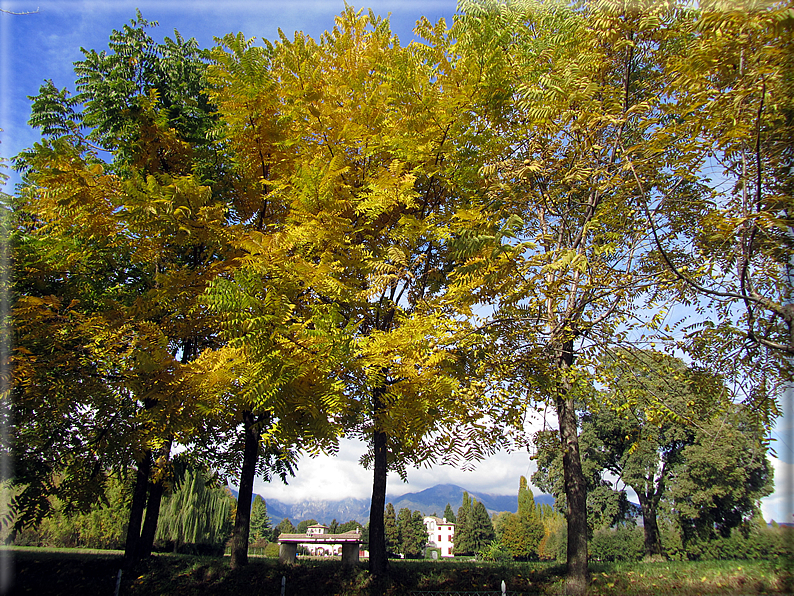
[1,0,790,523]
[0,0,458,182]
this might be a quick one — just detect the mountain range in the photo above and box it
[230,484,555,525]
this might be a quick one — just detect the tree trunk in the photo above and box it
[124,452,151,565]
[230,410,260,569]
[138,440,172,559]
[555,341,588,596]
[139,479,165,558]
[368,426,389,576]
[637,492,664,558]
[368,382,390,576]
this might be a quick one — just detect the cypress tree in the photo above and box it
[469,500,496,553]
[249,495,271,544]
[454,492,474,555]
[396,507,413,555]
[384,503,399,553]
[444,503,456,523]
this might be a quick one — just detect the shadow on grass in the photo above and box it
[3,549,565,596]
[4,548,789,596]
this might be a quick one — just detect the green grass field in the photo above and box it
[1,547,791,595]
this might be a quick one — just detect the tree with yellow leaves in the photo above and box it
[206,7,521,574]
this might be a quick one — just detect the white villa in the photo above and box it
[302,524,339,556]
[423,516,455,557]
[278,524,363,563]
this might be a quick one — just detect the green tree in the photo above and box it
[338,520,363,534]
[408,510,430,558]
[492,511,511,542]
[395,508,412,556]
[454,492,473,555]
[587,352,718,558]
[667,411,773,550]
[248,496,270,544]
[24,473,133,550]
[468,500,496,554]
[518,476,544,556]
[272,518,296,541]
[395,508,427,558]
[296,519,320,534]
[155,468,233,553]
[384,503,399,554]
[10,13,230,565]
[534,352,773,560]
[499,476,545,559]
[443,503,456,524]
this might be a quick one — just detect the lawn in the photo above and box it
[2,548,791,595]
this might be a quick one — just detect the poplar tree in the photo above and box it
[501,476,544,559]
[519,477,544,554]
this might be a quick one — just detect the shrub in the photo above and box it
[477,540,513,562]
[264,542,280,558]
[589,525,643,562]
[684,523,793,561]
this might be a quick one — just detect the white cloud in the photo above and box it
[761,456,794,524]
[253,439,371,502]
[252,437,542,503]
[252,410,553,503]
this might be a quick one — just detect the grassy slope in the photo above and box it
[2,548,791,595]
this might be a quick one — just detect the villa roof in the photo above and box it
[424,515,455,526]
[278,530,362,544]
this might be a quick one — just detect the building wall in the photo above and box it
[423,516,455,557]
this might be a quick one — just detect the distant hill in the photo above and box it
[231,484,554,525]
